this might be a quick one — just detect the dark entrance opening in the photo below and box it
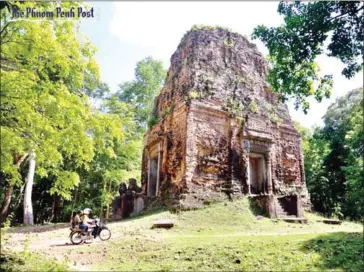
[277,196,298,216]
[148,156,158,197]
[249,153,267,194]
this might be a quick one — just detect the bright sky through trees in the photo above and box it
[81,1,362,128]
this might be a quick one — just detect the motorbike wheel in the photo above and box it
[70,232,83,245]
[99,228,111,241]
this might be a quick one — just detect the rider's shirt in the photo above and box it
[82,214,89,224]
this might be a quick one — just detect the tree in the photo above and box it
[86,97,142,219]
[0,1,20,12]
[116,57,166,132]
[252,1,363,112]
[23,150,35,225]
[301,88,363,219]
[0,1,124,225]
[343,100,364,218]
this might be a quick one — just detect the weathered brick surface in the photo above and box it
[142,27,310,216]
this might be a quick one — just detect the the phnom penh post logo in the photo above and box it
[12,6,95,19]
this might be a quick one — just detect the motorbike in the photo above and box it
[69,217,111,245]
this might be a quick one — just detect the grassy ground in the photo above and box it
[0,250,69,271]
[2,198,363,271]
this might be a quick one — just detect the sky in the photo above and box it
[81,1,363,129]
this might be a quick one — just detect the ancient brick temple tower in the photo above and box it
[141,26,309,218]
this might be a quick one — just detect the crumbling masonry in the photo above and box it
[141,26,310,218]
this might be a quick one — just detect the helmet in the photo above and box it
[83,208,92,215]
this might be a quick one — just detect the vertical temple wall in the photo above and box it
[141,27,309,216]
[142,100,309,214]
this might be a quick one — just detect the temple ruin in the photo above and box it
[141,26,310,218]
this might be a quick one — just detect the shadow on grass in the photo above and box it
[248,196,269,217]
[302,232,363,271]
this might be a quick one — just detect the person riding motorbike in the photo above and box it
[71,210,82,229]
[80,208,95,236]
[78,209,88,232]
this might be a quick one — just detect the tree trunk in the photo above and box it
[23,150,36,225]
[15,184,25,208]
[99,180,106,219]
[11,184,25,225]
[106,180,112,219]
[69,186,79,223]
[50,194,61,223]
[0,187,13,224]
[0,153,28,223]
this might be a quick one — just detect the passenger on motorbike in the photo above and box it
[71,210,82,229]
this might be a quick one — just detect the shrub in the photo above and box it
[162,108,169,118]
[148,113,159,128]
[187,89,203,100]
[224,40,234,48]
[222,97,244,118]
[266,104,282,124]
[249,99,259,113]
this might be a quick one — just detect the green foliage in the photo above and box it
[341,92,364,219]
[0,1,138,224]
[187,89,202,100]
[49,171,80,200]
[179,25,235,49]
[162,108,169,118]
[252,1,363,112]
[169,103,176,113]
[1,214,12,246]
[116,57,166,132]
[148,113,160,129]
[78,96,142,218]
[0,1,129,225]
[266,104,282,124]
[297,88,363,220]
[222,97,244,118]
[161,104,176,119]
[237,75,254,86]
[191,24,231,32]
[248,99,259,113]
[303,232,363,272]
[224,40,234,48]
[0,251,68,272]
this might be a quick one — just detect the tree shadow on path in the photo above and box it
[302,232,363,271]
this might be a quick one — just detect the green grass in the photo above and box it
[0,250,68,272]
[76,198,362,271]
[4,198,363,271]
[91,232,363,271]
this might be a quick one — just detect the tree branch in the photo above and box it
[328,6,364,22]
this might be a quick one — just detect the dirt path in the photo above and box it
[6,220,360,252]
[4,216,361,271]
[3,218,166,271]
[3,221,131,271]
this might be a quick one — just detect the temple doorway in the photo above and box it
[148,156,158,197]
[249,153,267,194]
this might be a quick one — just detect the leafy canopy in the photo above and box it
[116,57,166,132]
[0,1,123,199]
[252,1,363,112]
[298,88,363,219]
